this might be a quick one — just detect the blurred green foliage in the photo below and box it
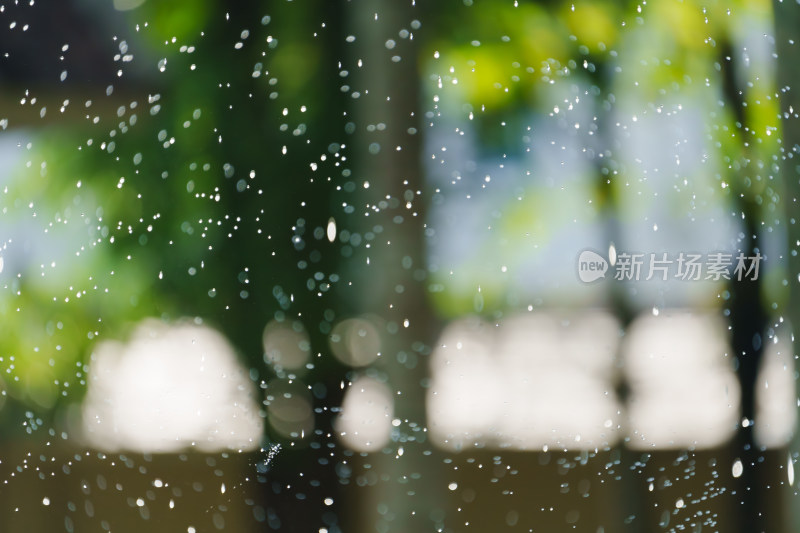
[0,1,352,430]
[423,0,783,318]
[0,0,788,424]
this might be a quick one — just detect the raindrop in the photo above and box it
[732,458,743,478]
[326,218,336,242]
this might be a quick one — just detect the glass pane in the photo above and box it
[1,1,799,532]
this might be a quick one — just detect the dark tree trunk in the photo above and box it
[340,1,444,531]
[773,0,800,530]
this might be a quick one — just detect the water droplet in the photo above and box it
[327,218,336,242]
[732,458,743,478]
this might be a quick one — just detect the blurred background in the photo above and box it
[1,0,799,531]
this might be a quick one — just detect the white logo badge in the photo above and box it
[577,250,608,283]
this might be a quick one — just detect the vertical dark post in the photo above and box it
[729,210,770,533]
[341,1,443,531]
[584,56,644,532]
[345,0,434,410]
[718,32,777,533]
[773,0,800,530]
